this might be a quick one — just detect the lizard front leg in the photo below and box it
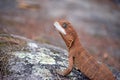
[57,56,74,76]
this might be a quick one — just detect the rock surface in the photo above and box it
[0,34,119,80]
[0,34,90,80]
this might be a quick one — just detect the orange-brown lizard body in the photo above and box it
[53,20,115,80]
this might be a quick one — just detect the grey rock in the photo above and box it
[0,34,89,80]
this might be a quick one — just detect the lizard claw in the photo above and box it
[56,70,64,76]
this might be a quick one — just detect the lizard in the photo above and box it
[53,19,115,80]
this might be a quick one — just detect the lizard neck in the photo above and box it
[68,36,86,58]
[68,37,81,50]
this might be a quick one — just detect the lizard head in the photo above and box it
[54,20,77,48]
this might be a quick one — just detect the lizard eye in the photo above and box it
[62,23,67,28]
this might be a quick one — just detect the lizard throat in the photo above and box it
[54,22,66,35]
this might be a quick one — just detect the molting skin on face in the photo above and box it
[54,22,66,35]
[54,20,77,49]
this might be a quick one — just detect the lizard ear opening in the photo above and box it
[68,39,73,48]
[67,36,74,48]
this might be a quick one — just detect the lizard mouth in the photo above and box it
[54,21,66,35]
